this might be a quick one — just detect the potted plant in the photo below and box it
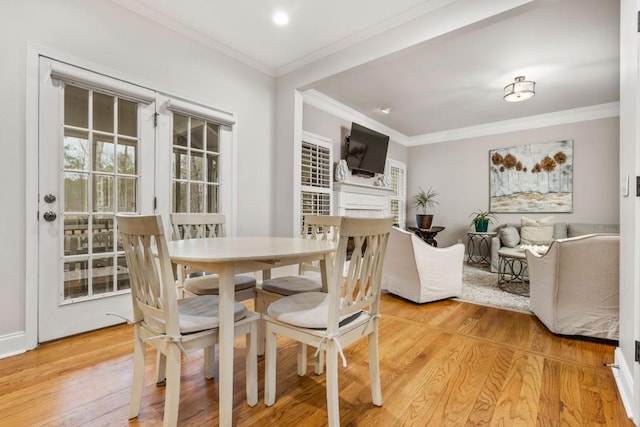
[469,210,498,232]
[413,187,438,229]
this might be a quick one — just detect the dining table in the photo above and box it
[166,236,337,426]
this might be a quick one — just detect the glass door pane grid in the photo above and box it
[62,84,138,303]
[172,114,220,213]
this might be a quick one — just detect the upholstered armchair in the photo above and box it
[381,227,464,303]
[525,234,620,340]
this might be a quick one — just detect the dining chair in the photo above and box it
[170,213,257,301]
[255,214,341,368]
[263,216,393,427]
[116,214,258,427]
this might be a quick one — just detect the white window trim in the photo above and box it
[386,158,407,229]
[294,130,333,236]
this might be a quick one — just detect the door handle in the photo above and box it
[43,211,57,222]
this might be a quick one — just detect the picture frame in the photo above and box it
[489,140,573,213]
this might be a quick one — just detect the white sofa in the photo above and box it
[490,222,619,272]
[381,227,464,303]
[525,234,620,340]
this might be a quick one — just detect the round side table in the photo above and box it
[497,247,529,296]
[466,231,496,265]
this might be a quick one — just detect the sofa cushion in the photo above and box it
[499,226,520,248]
[553,222,568,239]
[520,216,555,245]
[567,223,620,237]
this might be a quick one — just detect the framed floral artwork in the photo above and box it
[489,140,573,213]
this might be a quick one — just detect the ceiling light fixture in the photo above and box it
[503,76,535,102]
[380,107,392,114]
[273,11,289,26]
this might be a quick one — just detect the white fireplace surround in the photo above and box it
[334,182,393,218]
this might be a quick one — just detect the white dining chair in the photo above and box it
[263,216,393,427]
[255,214,341,369]
[116,214,258,427]
[170,213,257,301]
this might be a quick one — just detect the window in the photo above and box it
[299,132,333,234]
[171,113,220,213]
[386,159,407,228]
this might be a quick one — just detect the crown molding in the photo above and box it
[110,0,275,76]
[303,89,410,144]
[304,90,619,147]
[407,102,620,146]
[275,0,457,76]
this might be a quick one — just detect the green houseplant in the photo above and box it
[469,210,498,232]
[413,187,438,229]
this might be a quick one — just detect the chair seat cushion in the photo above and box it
[261,276,322,296]
[266,292,361,329]
[183,274,256,295]
[147,295,248,334]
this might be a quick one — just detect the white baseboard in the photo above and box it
[0,332,27,360]
[614,347,637,424]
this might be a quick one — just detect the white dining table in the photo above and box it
[167,236,336,426]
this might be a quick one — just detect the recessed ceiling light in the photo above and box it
[380,107,392,114]
[273,11,289,26]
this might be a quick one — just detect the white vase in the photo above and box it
[335,159,348,182]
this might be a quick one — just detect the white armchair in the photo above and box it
[526,234,620,340]
[382,227,464,303]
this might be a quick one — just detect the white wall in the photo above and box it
[0,1,275,347]
[406,117,620,247]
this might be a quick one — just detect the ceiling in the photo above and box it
[112,0,620,139]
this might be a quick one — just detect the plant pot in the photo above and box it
[416,214,433,229]
[475,219,489,232]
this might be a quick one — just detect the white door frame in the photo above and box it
[25,44,240,349]
[24,45,159,349]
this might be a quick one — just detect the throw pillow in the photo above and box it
[499,226,520,248]
[520,216,554,245]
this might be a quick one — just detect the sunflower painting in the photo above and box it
[489,140,573,213]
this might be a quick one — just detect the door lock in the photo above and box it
[43,211,57,222]
[43,194,57,203]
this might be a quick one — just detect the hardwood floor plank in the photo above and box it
[0,298,632,426]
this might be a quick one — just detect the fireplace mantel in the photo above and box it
[334,182,393,217]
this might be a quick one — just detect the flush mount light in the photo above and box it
[380,107,392,114]
[273,11,289,26]
[503,76,535,102]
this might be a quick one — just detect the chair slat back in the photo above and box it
[170,213,226,240]
[300,215,342,275]
[328,217,393,333]
[117,215,179,336]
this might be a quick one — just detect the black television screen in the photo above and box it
[345,123,389,175]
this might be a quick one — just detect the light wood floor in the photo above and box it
[0,297,632,426]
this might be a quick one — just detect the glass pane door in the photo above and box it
[38,58,155,342]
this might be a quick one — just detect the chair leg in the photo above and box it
[264,325,277,406]
[255,297,266,356]
[246,321,258,406]
[163,344,182,427]
[314,349,324,375]
[129,328,146,419]
[325,340,340,427]
[204,344,219,380]
[297,343,307,376]
[155,351,167,386]
[368,331,382,406]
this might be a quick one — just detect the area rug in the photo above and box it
[457,263,531,313]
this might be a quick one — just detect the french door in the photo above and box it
[37,58,156,342]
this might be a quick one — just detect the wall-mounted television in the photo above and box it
[345,122,390,176]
